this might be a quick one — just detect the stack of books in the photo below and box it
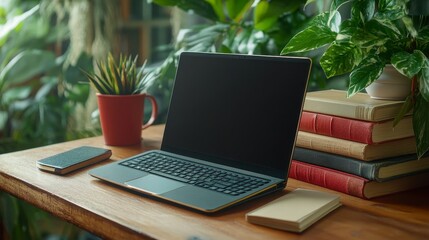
[290,90,429,199]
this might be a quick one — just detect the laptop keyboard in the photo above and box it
[120,152,270,196]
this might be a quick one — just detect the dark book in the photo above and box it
[289,160,429,199]
[293,147,429,182]
[299,111,413,144]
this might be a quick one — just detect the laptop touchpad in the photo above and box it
[125,174,186,195]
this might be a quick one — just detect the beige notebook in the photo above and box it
[246,188,341,232]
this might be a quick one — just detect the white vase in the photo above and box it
[365,65,411,100]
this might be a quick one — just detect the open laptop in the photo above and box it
[89,52,311,212]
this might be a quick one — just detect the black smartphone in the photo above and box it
[37,146,112,175]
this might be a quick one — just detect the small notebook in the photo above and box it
[246,188,341,232]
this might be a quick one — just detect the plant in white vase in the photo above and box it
[282,0,429,158]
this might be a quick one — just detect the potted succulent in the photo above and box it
[84,53,158,146]
[282,0,429,158]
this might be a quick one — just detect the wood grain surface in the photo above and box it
[1,124,428,239]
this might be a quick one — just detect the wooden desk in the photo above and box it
[1,125,428,239]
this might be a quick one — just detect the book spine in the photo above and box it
[289,160,368,199]
[303,98,376,121]
[297,132,417,161]
[296,131,367,160]
[293,147,377,180]
[299,112,374,144]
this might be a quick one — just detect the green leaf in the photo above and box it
[350,28,382,49]
[0,5,39,47]
[254,0,305,31]
[148,0,176,4]
[351,0,375,23]
[338,19,358,39]
[113,54,124,94]
[0,49,56,89]
[304,0,327,13]
[330,0,353,11]
[376,0,407,21]
[180,24,228,51]
[2,86,32,105]
[89,73,110,94]
[84,53,150,95]
[230,26,253,53]
[253,1,279,31]
[35,78,56,101]
[151,0,218,21]
[372,18,401,38]
[417,27,429,51]
[319,41,363,78]
[402,16,417,38]
[347,54,384,97]
[304,0,317,6]
[96,62,114,92]
[351,18,400,48]
[220,44,232,53]
[328,10,341,33]
[226,0,253,22]
[64,53,93,85]
[281,12,337,54]
[0,111,7,130]
[413,94,429,159]
[0,7,6,21]
[391,50,426,78]
[418,57,429,102]
[393,95,413,127]
[206,0,225,22]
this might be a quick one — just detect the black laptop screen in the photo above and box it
[161,52,311,179]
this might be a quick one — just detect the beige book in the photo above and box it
[304,90,408,121]
[371,116,413,143]
[362,171,429,199]
[246,188,341,233]
[297,131,416,161]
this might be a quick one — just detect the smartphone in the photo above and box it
[37,146,112,175]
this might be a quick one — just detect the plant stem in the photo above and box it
[411,75,417,104]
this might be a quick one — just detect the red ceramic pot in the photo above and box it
[97,93,158,146]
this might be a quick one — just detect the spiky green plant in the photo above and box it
[84,53,153,95]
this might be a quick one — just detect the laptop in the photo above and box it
[89,52,311,212]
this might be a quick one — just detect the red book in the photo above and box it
[289,160,429,199]
[299,111,413,144]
